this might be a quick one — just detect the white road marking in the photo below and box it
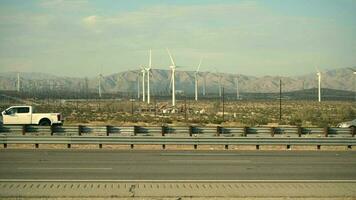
[0,179,355,183]
[168,160,251,163]
[161,153,245,156]
[17,167,112,170]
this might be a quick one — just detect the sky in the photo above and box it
[0,0,355,77]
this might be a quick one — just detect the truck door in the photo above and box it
[16,107,31,124]
[3,107,31,124]
[3,107,19,124]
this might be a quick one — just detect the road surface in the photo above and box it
[0,150,355,180]
[1,150,356,198]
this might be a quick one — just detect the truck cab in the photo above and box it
[1,106,63,126]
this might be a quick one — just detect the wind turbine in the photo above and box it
[137,71,140,99]
[235,76,240,100]
[202,73,207,96]
[167,48,177,107]
[141,65,146,102]
[98,70,104,98]
[316,67,321,102]
[146,49,152,104]
[194,58,202,101]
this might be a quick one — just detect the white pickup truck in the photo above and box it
[1,106,63,126]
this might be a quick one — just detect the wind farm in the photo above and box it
[0,56,355,127]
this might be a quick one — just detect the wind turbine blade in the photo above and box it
[166,48,176,67]
[196,57,202,72]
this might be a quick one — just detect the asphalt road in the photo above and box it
[0,150,356,181]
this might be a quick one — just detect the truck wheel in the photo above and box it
[39,119,51,126]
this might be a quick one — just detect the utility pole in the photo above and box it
[235,77,239,100]
[154,96,157,117]
[203,75,206,96]
[17,72,20,92]
[279,78,282,123]
[222,87,225,122]
[184,95,187,123]
[131,98,134,115]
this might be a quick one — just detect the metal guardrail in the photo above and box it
[0,136,355,146]
[0,125,354,138]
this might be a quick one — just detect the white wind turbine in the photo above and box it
[137,72,140,99]
[145,49,152,104]
[235,76,240,100]
[167,48,178,107]
[98,67,104,98]
[316,67,321,102]
[194,58,202,101]
[98,70,104,98]
[141,65,146,102]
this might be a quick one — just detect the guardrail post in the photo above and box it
[50,124,55,136]
[216,126,221,136]
[297,126,302,137]
[189,126,194,137]
[270,127,275,137]
[133,126,139,136]
[161,125,166,136]
[22,125,27,135]
[324,126,329,137]
[106,125,112,136]
[243,127,249,137]
[351,126,355,137]
[78,125,84,136]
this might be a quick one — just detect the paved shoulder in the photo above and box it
[0,180,355,198]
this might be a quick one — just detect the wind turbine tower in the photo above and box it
[146,49,152,104]
[167,48,177,107]
[235,77,240,100]
[141,66,146,102]
[98,73,103,98]
[316,68,321,102]
[194,58,202,101]
[137,73,140,99]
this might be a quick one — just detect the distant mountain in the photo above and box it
[0,68,355,94]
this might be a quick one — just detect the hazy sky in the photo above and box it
[0,0,355,77]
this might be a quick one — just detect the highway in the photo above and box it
[0,150,356,180]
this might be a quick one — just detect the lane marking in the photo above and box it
[161,153,247,156]
[168,160,251,163]
[0,179,355,183]
[17,168,112,170]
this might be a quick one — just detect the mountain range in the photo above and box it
[0,68,355,94]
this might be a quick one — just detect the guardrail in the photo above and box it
[0,125,355,138]
[0,136,355,150]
